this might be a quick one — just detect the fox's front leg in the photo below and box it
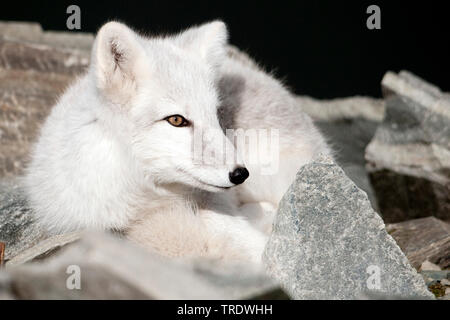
[237,201,277,235]
[126,206,267,264]
[199,209,268,264]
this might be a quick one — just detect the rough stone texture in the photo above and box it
[0,21,43,43]
[263,154,433,300]
[386,217,450,270]
[366,71,450,223]
[299,96,385,211]
[0,179,48,261]
[0,68,78,178]
[0,39,90,75]
[0,232,284,300]
[0,22,91,178]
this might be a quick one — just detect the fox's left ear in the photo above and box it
[175,21,228,69]
[92,22,149,105]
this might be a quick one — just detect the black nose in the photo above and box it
[229,167,249,185]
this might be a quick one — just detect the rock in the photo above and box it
[0,21,43,43]
[263,154,434,299]
[386,217,450,270]
[5,232,81,267]
[0,232,284,300]
[366,71,450,223]
[0,23,91,178]
[0,37,89,177]
[0,39,90,75]
[420,260,441,271]
[0,179,48,261]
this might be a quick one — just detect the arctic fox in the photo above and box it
[25,21,331,263]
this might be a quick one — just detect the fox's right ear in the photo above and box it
[175,21,228,70]
[92,22,149,105]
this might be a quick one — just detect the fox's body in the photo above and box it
[25,21,331,264]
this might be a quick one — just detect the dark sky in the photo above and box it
[1,0,449,98]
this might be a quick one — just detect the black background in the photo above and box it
[1,0,449,98]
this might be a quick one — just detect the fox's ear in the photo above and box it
[92,22,149,104]
[175,21,228,69]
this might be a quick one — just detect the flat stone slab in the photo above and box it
[5,231,82,267]
[387,217,450,270]
[0,232,284,300]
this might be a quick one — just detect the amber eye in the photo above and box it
[165,115,190,127]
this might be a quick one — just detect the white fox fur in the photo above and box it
[25,21,331,264]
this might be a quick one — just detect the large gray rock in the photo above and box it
[263,154,433,300]
[0,232,284,300]
[386,217,450,270]
[0,180,48,261]
[366,71,450,222]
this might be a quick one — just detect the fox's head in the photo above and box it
[90,21,248,193]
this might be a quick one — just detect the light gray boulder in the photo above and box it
[366,71,450,222]
[386,217,450,270]
[0,231,285,300]
[5,232,81,267]
[263,154,434,300]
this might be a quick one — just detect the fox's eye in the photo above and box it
[165,115,190,127]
